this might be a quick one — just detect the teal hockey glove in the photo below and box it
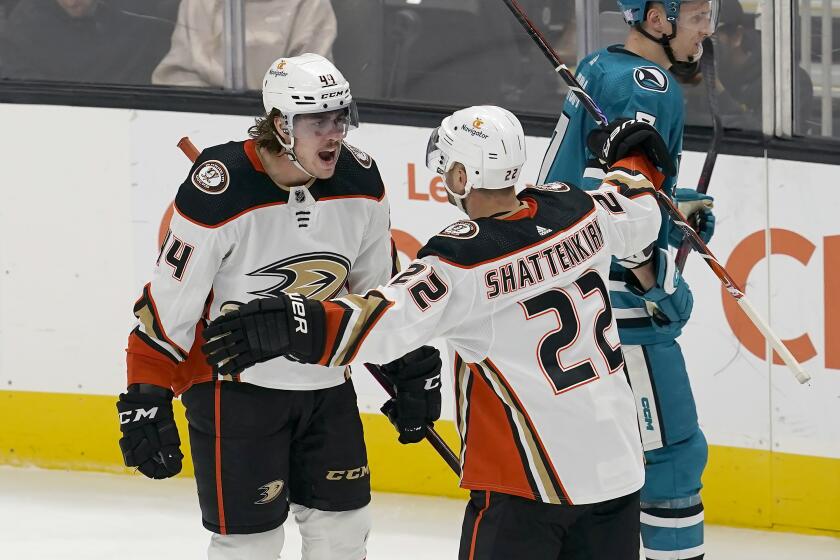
[626,249,694,336]
[669,189,716,246]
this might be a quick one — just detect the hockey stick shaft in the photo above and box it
[364,364,461,474]
[502,1,810,384]
[659,193,810,383]
[675,37,723,270]
[176,136,463,472]
[500,0,607,126]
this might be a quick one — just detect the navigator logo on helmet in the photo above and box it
[425,105,526,214]
[617,0,720,79]
[261,53,360,177]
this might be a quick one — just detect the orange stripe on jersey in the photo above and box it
[318,194,385,203]
[499,199,538,221]
[460,363,536,501]
[127,323,214,396]
[173,200,287,230]
[484,359,571,504]
[434,207,598,270]
[341,296,395,365]
[171,321,214,395]
[142,285,188,359]
[126,331,177,389]
[318,301,352,366]
[611,154,665,190]
[243,139,265,173]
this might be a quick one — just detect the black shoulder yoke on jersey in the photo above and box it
[174,140,384,227]
[418,184,596,267]
[307,142,385,202]
[174,140,287,227]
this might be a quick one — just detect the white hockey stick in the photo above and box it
[664,195,811,384]
[502,0,811,384]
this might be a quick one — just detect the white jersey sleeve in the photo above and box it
[587,156,663,260]
[318,255,474,368]
[347,193,398,294]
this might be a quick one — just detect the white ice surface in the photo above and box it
[1,466,839,559]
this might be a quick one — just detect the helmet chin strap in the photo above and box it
[635,24,701,80]
[443,180,473,215]
[273,131,316,179]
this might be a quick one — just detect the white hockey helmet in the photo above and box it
[262,53,359,140]
[426,106,526,210]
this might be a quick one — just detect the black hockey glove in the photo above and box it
[201,294,326,376]
[587,118,676,176]
[379,346,442,444]
[117,385,183,480]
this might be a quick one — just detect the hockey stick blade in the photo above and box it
[177,136,462,473]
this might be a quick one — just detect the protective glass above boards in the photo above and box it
[3,0,834,141]
[329,0,578,117]
[792,0,839,139]
[0,0,181,86]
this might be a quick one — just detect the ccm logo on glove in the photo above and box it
[119,407,159,425]
[424,374,441,391]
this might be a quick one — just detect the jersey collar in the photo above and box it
[490,199,537,221]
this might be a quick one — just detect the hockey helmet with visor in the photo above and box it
[617,0,719,78]
[261,53,359,176]
[425,105,526,213]
[618,0,719,33]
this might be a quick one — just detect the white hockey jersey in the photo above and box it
[126,139,396,394]
[312,155,663,505]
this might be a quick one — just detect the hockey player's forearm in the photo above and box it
[629,259,657,291]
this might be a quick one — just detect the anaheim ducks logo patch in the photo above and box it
[247,252,351,300]
[254,479,285,505]
[439,220,479,240]
[191,160,229,194]
[343,142,372,169]
[534,182,571,192]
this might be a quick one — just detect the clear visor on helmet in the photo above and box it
[425,127,452,174]
[677,0,719,34]
[291,102,359,139]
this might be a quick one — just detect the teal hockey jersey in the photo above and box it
[538,45,686,345]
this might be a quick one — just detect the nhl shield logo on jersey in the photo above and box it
[439,220,479,240]
[247,252,351,300]
[633,66,669,93]
[191,160,230,194]
[534,182,571,192]
[343,142,372,169]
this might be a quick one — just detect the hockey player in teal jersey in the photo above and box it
[538,2,718,559]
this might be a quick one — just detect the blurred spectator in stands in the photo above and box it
[685,0,813,131]
[152,0,336,90]
[0,0,177,84]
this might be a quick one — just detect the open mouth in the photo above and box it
[318,147,338,165]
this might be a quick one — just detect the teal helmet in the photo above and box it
[616,0,720,80]
[617,0,680,26]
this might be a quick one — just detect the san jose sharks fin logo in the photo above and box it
[247,252,351,300]
[633,66,669,93]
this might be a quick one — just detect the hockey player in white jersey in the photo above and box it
[202,106,676,559]
[115,53,440,560]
